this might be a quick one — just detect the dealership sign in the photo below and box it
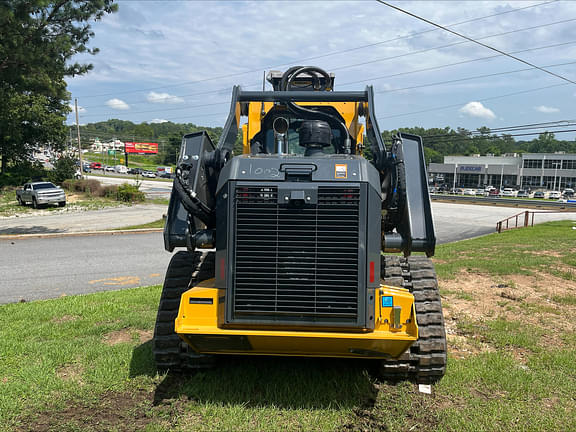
[124,142,158,154]
[459,165,483,172]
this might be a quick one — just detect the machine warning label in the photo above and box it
[335,164,348,179]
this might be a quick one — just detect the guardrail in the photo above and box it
[431,194,576,209]
[496,210,570,233]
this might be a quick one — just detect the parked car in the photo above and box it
[463,188,476,196]
[548,191,562,199]
[533,191,545,199]
[16,182,66,208]
[90,162,102,169]
[488,189,500,197]
[159,172,174,179]
[114,165,128,174]
[500,188,517,197]
[128,167,143,175]
[562,188,574,198]
[475,189,485,196]
[142,171,156,178]
[516,190,529,198]
[104,165,115,172]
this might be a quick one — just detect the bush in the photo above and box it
[61,180,144,202]
[116,183,145,202]
[62,179,103,196]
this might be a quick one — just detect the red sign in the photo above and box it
[125,142,158,154]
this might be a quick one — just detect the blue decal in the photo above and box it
[381,296,393,307]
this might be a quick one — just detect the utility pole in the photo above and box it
[75,98,83,177]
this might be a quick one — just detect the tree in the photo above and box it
[0,0,118,175]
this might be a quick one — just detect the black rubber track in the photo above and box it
[380,255,447,384]
[153,250,215,372]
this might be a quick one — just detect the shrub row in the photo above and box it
[62,179,145,202]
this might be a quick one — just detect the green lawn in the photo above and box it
[1,220,575,431]
[114,218,165,230]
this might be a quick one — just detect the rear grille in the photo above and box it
[231,184,361,324]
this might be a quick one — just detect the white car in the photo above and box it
[548,191,562,199]
[142,171,156,178]
[463,189,476,196]
[500,188,517,197]
[105,165,115,172]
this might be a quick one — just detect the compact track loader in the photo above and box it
[154,66,447,383]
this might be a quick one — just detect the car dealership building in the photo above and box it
[428,153,576,190]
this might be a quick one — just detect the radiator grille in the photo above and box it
[232,185,361,324]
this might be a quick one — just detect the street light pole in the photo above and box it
[75,99,83,177]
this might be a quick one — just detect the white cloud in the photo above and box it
[68,103,85,113]
[534,105,560,113]
[106,98,130,110]
[147,91,184,104]
[150,118,169,123]
[459,102,495,120]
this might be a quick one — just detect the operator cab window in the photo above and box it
[262,118,342,155]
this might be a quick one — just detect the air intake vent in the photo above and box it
[231,184,362,326]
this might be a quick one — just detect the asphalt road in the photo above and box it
[1,203,574,304]
[0,232,171,304]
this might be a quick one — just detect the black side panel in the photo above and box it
[365,86,387,170]
[396,133,436,256]
[163,131,215,252]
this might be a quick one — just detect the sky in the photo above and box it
[66,0,576,141]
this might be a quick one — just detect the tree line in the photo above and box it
[78,120,576,167]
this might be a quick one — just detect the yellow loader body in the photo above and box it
[175,279,417,359]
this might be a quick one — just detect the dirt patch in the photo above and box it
[56,364,84,383]
[102,328,153,346]
[525,250,564,258]
[51,315,79,324]
[16,389,184,432]
[439,271,576,353]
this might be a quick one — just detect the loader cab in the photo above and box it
[248,111,346,156]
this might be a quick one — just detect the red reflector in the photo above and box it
[369,261,375,283]
[220,258,225,280]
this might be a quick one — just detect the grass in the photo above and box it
[114,218,165,230]
[1,220,576,431]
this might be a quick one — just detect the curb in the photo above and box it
[0,228,164,241]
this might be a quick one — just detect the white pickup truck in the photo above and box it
[16,182,66,208]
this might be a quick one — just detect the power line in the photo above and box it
[75,0,556,99]
[77,25,576,114]
[377,1,576,85]
[376,60,576,95]
[377,83,569,121]
[78,38,576,112]
[338,39,576,88]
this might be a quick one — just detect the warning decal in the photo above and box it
[335,164,348,179]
